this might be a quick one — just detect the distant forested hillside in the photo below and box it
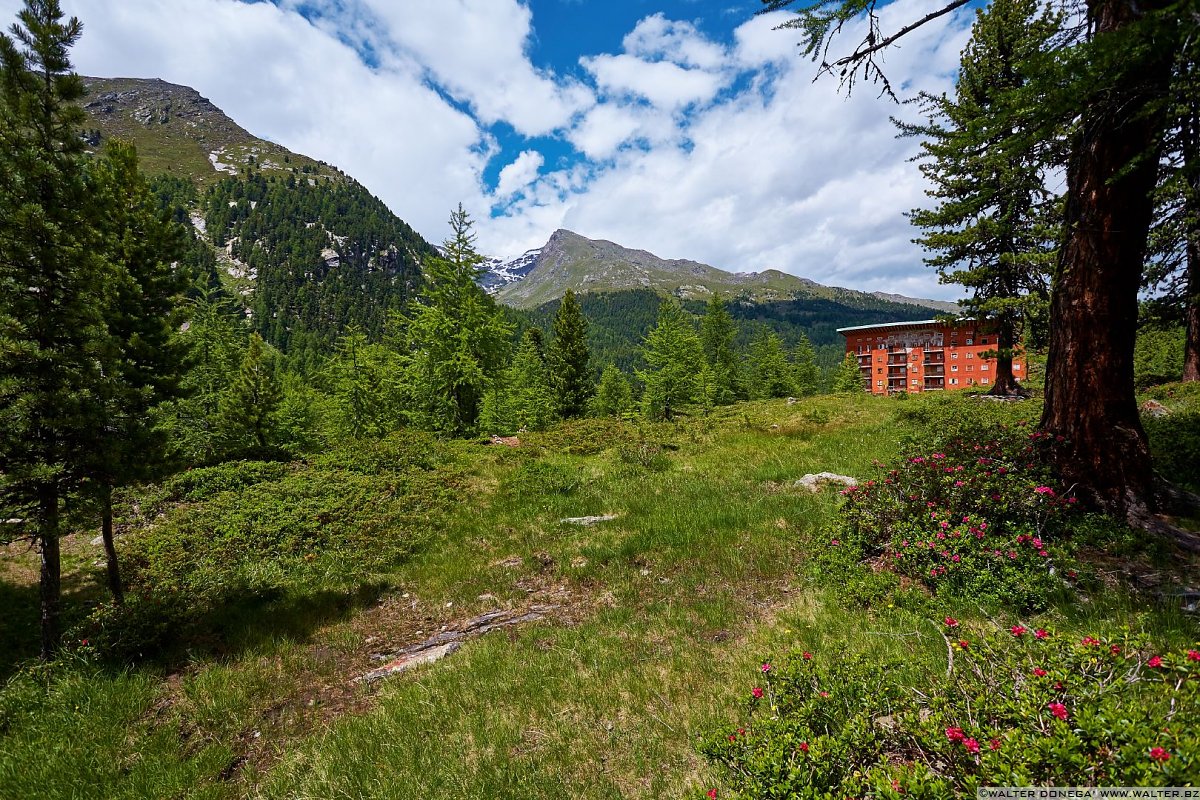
[517,288,938,375]
[201,172,434,367]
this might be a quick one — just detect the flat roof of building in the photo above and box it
[836,319,945,334]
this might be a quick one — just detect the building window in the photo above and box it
[877,367,882,374]
[981,378,989,385]
[981,364,989,371]
[951,352,958,359]
[966,338,974,345]
[950,378,958,386]
[911,380,918,386]
[951,365,959,372]
[966,352,973,359]
[967,365,974,372]
[1014,364,1021,371]
[877,380,884,387]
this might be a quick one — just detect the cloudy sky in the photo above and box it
[2,0,975,300]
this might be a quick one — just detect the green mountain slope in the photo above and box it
[81,77,435,363]
[496,229,962,315]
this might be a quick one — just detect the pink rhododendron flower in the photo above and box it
[802,652,812,660]
[945,727,965,742]
[1110,645,1121,655]
[1048,702,1068,720]
[1188,650,1200,662]
[798,741,809,753]
[1033,668,1048,677]
[1081,636,1100,646]
[708,789,718,799]
[761,663,772,673]
[964,738,980,754]
[944,617,959,627]
[989,739,1001,751]
[1035,629,1048,639]
[958,639,970,650]
[1011,625,1027,637]
[1147,656,1163,668]
[1034,486,1055,495]
[819,691,830,698]
[751,687,763,699]
[1150,747,1171,763]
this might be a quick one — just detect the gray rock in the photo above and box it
[795,472,858,492]
[559,514,618,526]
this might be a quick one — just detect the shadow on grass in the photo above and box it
[86,578,394,671]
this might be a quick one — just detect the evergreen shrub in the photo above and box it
[703,629,1200,796]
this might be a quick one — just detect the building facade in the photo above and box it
[837,319,1026,395]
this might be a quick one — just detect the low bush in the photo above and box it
[703,626,1200,796]
[163,460,290,503]
[616,440,673,472]
[814,422,1077,612]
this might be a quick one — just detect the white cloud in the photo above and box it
[359,0,594,137]
[0,0,978,301]
[583,53,728,109]
[495,149,544,199]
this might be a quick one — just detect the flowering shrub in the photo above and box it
[703,627,1200,796]
[816,425,1078,611]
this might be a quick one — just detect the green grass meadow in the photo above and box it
[1,392,1196,799]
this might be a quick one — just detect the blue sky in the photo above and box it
[3,0,976,299]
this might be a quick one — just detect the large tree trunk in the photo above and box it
[38,484,61,660]
[1039,0,1175,518]
[989,313,1023,395]
[101,483,124,605]
[1183,116,1200,382]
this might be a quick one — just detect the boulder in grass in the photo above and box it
[795,472,858,492]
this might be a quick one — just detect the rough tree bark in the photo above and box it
[38,485,61,659]
[101,484,124,604]
[1039,0,1176,518]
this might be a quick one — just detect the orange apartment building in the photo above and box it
[837,319,1026,395]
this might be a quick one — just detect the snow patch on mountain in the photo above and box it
[479,247,542,294]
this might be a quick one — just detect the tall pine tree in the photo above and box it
[547,289,593,418]
[747,329,797,399]
[897,0,1062,395]
[0,0,104,656]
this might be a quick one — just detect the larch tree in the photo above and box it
[896,0,1062,396]
[832,351,866,394]
[593,364,634,417]
[547,289,593,418]
[748,329,797,399]
[402,205,511,435]
[638,300,704,420]
[0,0,107,656]
[792,332,821,396]
[216,332,281,457]
[761,0,1197,535]
[700,294,742,404]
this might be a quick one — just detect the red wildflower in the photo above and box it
[1048,702,1069,720]
[728,734,736,742]
[819,691,830,698]
[1033,668,1047,677]
[945,727,965,742]
[1081,636,1100,646]
[1011,625,1027,637]
[751,687,764,699]
[1149,747,1171,763]
[708,789,718,799]
[958,639,970,650]
[798,741,809,753]
[1188,650,1200,662]
[1035,629,1049,640]
[944,617,959,628]
[1147,656,1163,668]
[964,738,980,754]
[761,662,772,673]
[802,651,812,661]
[1110,645,1121,655]
[989,739,1001,751]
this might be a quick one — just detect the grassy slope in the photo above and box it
[0,393,1195,800]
